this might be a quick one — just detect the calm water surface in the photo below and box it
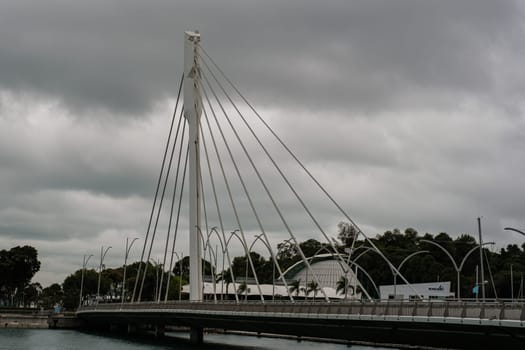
[0,329,396,350]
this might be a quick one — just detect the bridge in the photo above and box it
[78,300,525,348]
[76,31,525,349]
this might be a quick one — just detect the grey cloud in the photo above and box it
[0,0,523,115]
[1,1,525,286]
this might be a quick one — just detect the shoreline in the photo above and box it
[0,313,49,329]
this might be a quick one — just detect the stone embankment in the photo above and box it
[0,313,48,328]
[0,308,80,329]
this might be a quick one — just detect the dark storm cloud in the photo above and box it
[0,0,523,115]
[1,0,525,286]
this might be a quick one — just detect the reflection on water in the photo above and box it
[0,329,396,350]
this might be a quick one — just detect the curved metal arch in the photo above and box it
[247,234,294,301]
[206,226,239,302]
[224,229,264,301]
[281,250,373,300]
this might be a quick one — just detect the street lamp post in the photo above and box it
[275,238,293,301]
[121,238,138,305]
[245,233,266,302]
[504,227,525,237]
[97,246,112,302]
[172,252,184,302]
[204,227,229,301]
[245,233,294,302]
[504,227,524,302]
[79,254,93,308]
[149,258,162,301]
[477,217,486,302]
[420,239,494,300]
[207,245,218,302]
[225,230,249,301]
[392,250,429,298]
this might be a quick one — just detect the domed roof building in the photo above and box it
[282,254,363,300]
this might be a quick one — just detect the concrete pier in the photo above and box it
[190,327,203,344]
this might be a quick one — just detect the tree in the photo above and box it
[229,252,269,284]
[0,246,41,306]
[306,280,320,300]
[173,256,214,281]
[336,276,354,299]
[338,221,358,247]
[40,283,64,309]
[289,279,301,297]
[217,269,233,299]
[22,282,42,307]
[237,281,250,297]
[62,269,107,309]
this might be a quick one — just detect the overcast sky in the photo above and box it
[1,0,525,287]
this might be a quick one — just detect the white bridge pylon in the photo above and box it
[131,31,421,304]
[184,30,203,302]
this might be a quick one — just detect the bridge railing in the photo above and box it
[78,299,525,321]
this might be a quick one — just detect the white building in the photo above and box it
[182,254,363,300]
[379,281,454,301]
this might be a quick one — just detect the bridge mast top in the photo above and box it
[184,30,202,301]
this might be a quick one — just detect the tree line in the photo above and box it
[2,225,524,309]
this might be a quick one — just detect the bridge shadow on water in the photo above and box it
[78,330,378,350]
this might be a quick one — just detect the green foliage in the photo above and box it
[173,256,214,281]
[62,268,108,309]
[50,225,525,304]
[0,245,41,306]
[306,280,320,299]
[338,221,358,247]
[336,276,354,297]
[237,281,250,296]
[40,283,64,309]
[288,279,301,297]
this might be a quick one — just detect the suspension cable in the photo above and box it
[199,86,264,301]
[132,74,183,303]
[164,143,189,302]
[158,117,188,302]
[201,70,315,301]
[138,111,186,302]
[198,46,418,294]
[199,121,239,302]
[201,64,334,301]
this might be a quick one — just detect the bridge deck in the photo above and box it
[77,301,525,349]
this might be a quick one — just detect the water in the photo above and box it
[0,329,395,349]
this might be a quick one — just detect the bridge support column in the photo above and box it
[154,324,165,337]
[184,30,203,302]
[127,324,137,334]
[190,327,203,344]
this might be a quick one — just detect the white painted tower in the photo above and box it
[184,31,203,301]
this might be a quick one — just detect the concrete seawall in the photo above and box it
[47,313,82,329]
[0,313,49,328]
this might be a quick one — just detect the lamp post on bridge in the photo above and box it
[205,227,233,301]
[79,254,93,308]
[225,229,250,301]
[420,239,494,300]
[173,252,184,301]
[208,245,218,302]
[392,250,429,298]
[97,246,112,302]
[504,227,524,301]
[149,258,162,301]
[245,233,268,301]
[504,227,525,237]
[122,237,139,304]
[275,238,294,301]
